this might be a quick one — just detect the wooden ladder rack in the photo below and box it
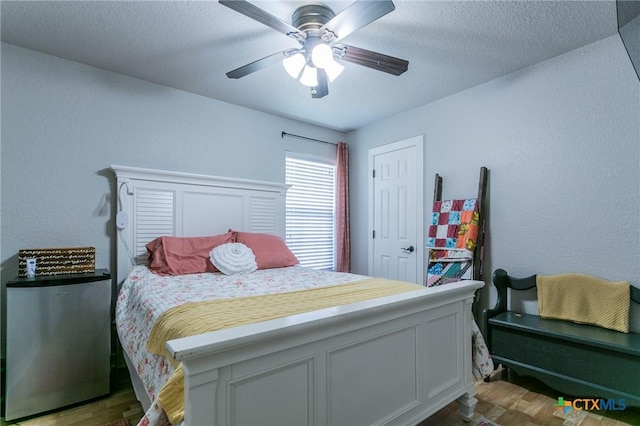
[431,167,488,318]
[432,166,488,281]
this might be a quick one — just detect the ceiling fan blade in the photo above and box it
[219,0,302,38]
[338,44,408,76]
[312,69,329,99]
[321,0,395,41]
[226,51,284,79]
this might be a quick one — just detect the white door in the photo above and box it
[368,136,424,284]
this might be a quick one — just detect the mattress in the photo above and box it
[115,265,369,426]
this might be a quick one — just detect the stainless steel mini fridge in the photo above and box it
[5,270,111,421]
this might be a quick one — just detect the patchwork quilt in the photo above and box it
[426,198,479,287]
[426,198,479,253]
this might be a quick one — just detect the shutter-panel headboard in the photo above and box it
[112,165,289,285]
[135,188,175,264]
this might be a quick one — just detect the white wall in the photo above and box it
[0,42,345,284]
[348,35,640,310]
[2,31,638,330]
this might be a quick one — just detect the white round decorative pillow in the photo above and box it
[210,242,258,275]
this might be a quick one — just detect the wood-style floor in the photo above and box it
[3,367,639,426]
[421,368,640,426]
[2,369,144,426]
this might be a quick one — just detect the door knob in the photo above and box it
[401,245,415,253]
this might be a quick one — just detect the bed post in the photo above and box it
[456,292,478,421]
[456,392,478,422]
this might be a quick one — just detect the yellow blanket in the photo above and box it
[148,278,423,424]
[537,273,630,333]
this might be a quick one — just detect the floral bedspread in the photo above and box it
[116,265,493,425]
[115,265,368,426]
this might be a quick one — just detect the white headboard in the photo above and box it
[111,165,289,284]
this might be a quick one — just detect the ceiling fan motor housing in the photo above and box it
[292,4,335,34]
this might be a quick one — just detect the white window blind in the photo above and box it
[286,156,335,270]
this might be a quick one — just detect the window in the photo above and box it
[285,155,335,270]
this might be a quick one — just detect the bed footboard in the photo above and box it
[167,280,483,426]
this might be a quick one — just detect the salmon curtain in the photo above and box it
[336,142,350,272]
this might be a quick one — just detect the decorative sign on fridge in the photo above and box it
[18,247,95,277]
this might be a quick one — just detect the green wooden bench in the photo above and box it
[482,268,640,406]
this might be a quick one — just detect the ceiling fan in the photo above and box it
[219,0,409,99]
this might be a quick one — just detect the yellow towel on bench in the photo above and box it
[536,273,630,333]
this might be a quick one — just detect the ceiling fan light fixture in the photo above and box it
[324,58,344,82]
[283,52,306,78]
[310,43,334,69]
[299,65,318,87]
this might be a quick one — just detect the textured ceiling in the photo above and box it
[1,1,618,132]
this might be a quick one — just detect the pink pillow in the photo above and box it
[146,232,235,275]
[231,230,299,270]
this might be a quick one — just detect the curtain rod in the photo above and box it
[281,131,337,146]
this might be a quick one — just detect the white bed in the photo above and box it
[112,165,484,426]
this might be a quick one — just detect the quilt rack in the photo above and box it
[427,167,488,315]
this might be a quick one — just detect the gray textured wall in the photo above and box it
[348,35,640,322]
